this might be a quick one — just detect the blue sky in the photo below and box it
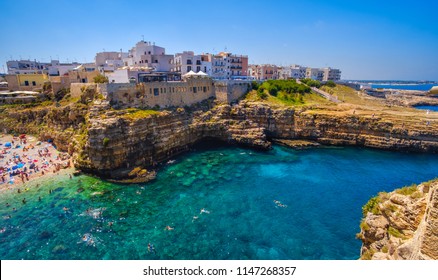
[1,0,437,80]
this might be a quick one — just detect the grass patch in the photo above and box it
[121,108,160,120]
[245,89,330,107]
[388,226,405,239]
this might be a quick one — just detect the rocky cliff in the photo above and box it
[77,100,438,178]
[358,180,438,260]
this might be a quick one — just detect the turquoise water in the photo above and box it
[371,83,438,91]
[1,143,438,260]
[414,105,438,112]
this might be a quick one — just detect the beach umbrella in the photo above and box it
[5,142,11,148]
[19,134,26,139]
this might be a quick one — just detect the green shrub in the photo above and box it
[395,184,417,196]
[362,196,381,217]
[325,80,336,87]
[102,137,110,147]
[360,220,370,231]
[93,74,109,84]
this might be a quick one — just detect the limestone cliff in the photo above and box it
[358,180,438,260]
[78,100,438,178]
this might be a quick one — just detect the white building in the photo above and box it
[290,65,306,79]
[306,68,324,81]
[321,67,341,81]
[7,59,82,76]
[95,51,128,72]
[123,41,173,72]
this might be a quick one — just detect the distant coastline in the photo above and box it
[344,80,438,91]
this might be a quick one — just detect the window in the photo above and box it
[164,88,166,93]
[149,88,152,94]
[32,81,36,86]
[203,86,207,92]
[154,88,159,96]
[160,88,163,93]
[187,66,191,72]
[24,80,29,86]
[193,87,197,93]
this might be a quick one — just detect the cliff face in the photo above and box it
[358,180,438,260]
[79,101,438,177]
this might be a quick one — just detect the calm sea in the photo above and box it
[371,83,438,91]
[1,143,438,260]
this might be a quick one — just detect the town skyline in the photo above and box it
[1,0,437,81]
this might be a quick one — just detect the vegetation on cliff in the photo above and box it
[245,80,329,106]
[358,179,438,260]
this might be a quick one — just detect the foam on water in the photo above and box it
[1,144,438,259]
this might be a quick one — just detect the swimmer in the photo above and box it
[63,207,69,212]
[192,215,199,222]
[148,243,156,254]
[165,225,174,231]
[200,208,210,214]
[22,198,26,204]
[108,221,113,227]
[38,197,42,202]
[0,227,6,233]
[6,202,10,207]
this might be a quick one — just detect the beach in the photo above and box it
[0,134,74,193]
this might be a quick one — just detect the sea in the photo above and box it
[346,80,438,91]
[1,143,438,260]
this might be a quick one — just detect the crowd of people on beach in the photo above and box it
[0,134,71,187]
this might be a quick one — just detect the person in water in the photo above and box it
[148,243,156,254]
[165,225,174,231]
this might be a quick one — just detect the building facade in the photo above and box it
[123,40,173,72]
[5,73,49,91]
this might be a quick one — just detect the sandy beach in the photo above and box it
[0,134,74,193]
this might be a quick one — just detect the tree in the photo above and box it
[93,74,109,84]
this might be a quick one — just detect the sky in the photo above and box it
[1,0,437,80]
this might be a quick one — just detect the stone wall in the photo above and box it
[71,78,250,109]
[214,81,251,103]
[104,78,215,109]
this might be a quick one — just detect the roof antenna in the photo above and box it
[142,35,144,42]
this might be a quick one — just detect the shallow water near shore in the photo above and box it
[1,143,438,260]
